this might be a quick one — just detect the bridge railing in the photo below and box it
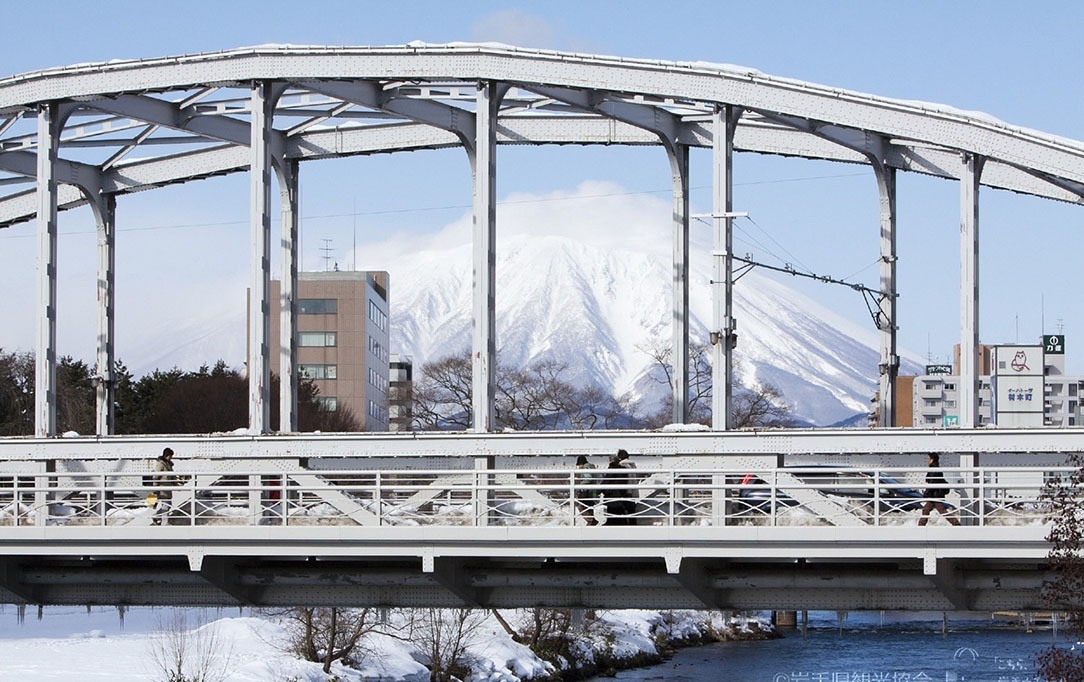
[0,466,1074,529]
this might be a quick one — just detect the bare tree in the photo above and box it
[641,338,794,428]
[412,355,474,430]
[640,339,714,424]
[147,611,235,682]
[271,607,380,674]
[410,353,633,431]
[1038,453,1084,681]
[408,608,486,681]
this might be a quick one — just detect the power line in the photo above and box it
[0,170,870,240]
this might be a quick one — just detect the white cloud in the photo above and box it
[352,180,679,271]
[470,10,560,49]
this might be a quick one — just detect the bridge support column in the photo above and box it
[711,106,740,430]
[92,193,116,435]
[471,82,499,432]
[669,143,690,424]
[35,102,63,438]
[248,81,276,434]
[475,455,493,527]
[277,159,300,432]
[875,163,898,427]
[959,154,984,429]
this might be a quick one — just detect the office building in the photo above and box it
[267,271,391,431]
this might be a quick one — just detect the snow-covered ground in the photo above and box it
[0,606,732,682]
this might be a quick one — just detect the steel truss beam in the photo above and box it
[83,93,285,155]
[1,114,1081,230]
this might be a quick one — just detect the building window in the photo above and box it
[368,400,387,422]
[943,383,956,391]
[368,367,388,393]
[368,336,388,362]
[299,298,337,315]
[300,332,337,347]
[300,364,337,380]
[315,396,338,412]
[944,400,956,408]
[368,300,388,332]
[923,381,940,390]
[924,399,938,407]
[924,416,938,424]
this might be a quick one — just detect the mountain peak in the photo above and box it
[389,230,902,425]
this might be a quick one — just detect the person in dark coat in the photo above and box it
[918,453,959,526]
[604,449,637,526]
[574,455,599,526]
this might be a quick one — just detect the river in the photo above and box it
[598,613,1072,682]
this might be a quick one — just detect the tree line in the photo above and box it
[0,350,359,435]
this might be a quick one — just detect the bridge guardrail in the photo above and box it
[0,466,1074,529]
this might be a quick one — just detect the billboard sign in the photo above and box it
[1044,335,1065,355]
[993,346,1042,376]
[994,375,1045,414]
[926,364,953,375]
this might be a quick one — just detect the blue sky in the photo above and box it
[0,1,1081,373]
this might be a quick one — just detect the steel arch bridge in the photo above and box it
[2,45,1083,610]
[3,43,1084,438]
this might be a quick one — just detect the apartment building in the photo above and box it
[268,271,391,431]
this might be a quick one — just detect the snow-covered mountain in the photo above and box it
[123,182,918,426]
[388,230,914,426]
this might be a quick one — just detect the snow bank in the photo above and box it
[0,606,720,681]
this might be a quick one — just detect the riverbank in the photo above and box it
[0,606,771,681]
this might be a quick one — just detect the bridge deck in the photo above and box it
[0,452,1070,610]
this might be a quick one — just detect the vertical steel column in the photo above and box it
[711,106,739,431]
[277,160,300,432]
[471,82,498,433]
[34,103,61,438]
[93,194,116,435]
[875,163,898,427]
[248,82,274,434]
[959,154,984,429]
[669,143,690,424]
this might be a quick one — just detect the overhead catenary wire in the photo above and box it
[0,170,870,240]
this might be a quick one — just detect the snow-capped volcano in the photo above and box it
[382,183,915,426]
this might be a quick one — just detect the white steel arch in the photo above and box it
[2,43,1083,436]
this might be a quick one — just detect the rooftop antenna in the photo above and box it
[1057,317,1065,334]
[926,333,932,364]
[321,238,334,272]
[1042,293,1046,334]
[1015,314,1019,343]
[352,196,358,272]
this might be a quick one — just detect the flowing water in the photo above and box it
[599,613,1072,682]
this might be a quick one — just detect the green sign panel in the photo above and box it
[943,415,960,428]
[1044,335,1065,355]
